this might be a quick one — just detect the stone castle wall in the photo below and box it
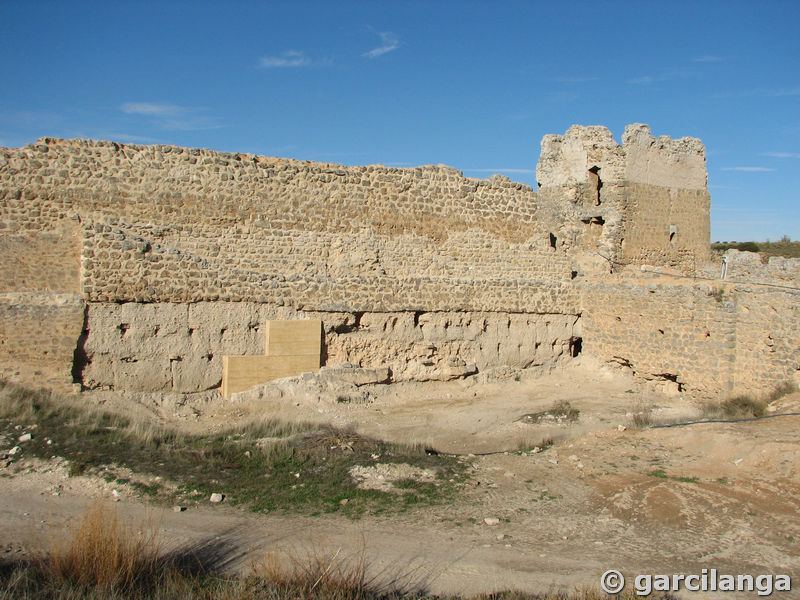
[536,124,710,273]
[80,303,579,392]
[0,136,581,392]
[0,125,796,400]
[581,274,800,397]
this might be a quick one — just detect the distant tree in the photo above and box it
[736,241,760,252]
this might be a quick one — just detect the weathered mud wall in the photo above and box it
[80,303,580,392]
[0,136,584,392]
[0,293,85,392]
[582,274,800,396]
[0,125,795,401]
[536,124,710,273]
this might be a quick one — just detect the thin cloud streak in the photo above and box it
[715,220,773,226]
[554,76,600,83]
[763,152,800,159]
[258,50,311,68]
[93,132,161,144]
[120,102,184,116]
[363,31,399,59]
[119,102,219,132]
[720,167,775,172]
[693,55,723,63]
[628,75,657,85]
[627,69,691,85]
[713,86,800,98]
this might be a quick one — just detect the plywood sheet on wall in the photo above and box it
[221,354,320,398]
[265,319,322,357]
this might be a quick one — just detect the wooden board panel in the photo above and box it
[265,319,322,357]
[221,354,320,398]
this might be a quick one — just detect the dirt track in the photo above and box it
[2,365,799,598]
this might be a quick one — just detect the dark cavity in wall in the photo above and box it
[320,324,330,365]
[569,336,582,357]
[655,372,684,392]
[588,166,602,206]
[71,305,90,388]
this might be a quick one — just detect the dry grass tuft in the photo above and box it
[701,381,798,421]
[0,502,679,599]
[629,403,654,428]
[764,380,798,404]
[39,501,163,592]
[253,545,371,600]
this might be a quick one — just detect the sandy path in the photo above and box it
[3,367,799,598]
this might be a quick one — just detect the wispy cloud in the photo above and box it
[763,152,800,159]
[119,102,220,131]
[627,69,691,85]
[463,168,535,174]
[363,31,399,59]
[714,207,760,213]
[766,86,800,97]
[720,166,775,172]
[546,91,581,103]
[628,75,657,85]
[0,109,62,128]
[96,132,160,144]
[257,50,311,68]
[715,219,774,226]
[554,76,599,83]
[120,102,184,116]
[693,55,723,63]
[713,86,800,99]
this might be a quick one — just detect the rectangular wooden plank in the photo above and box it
[264,319,322,357]
[221,354,320,398]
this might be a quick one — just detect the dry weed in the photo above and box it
[39,501,162,592]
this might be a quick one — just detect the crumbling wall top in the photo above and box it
[622,124,707,190]
[536,125,625,187]
[535,123,707,191]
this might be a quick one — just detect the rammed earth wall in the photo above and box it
[581,276,800,396]
[0,124,796,399]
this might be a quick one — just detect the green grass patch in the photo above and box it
[673,476,700,484]
[0,380,467,517]
[647,469,700,484]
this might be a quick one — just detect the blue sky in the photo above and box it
[0,1,797,242]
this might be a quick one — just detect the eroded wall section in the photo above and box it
[80,303,580,392]
[536,124,710,273]
[582,274,800,397]
[1,138,580,392]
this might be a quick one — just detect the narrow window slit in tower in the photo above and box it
[588,166,602,206]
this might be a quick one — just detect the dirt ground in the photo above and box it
[2,362,799,598]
